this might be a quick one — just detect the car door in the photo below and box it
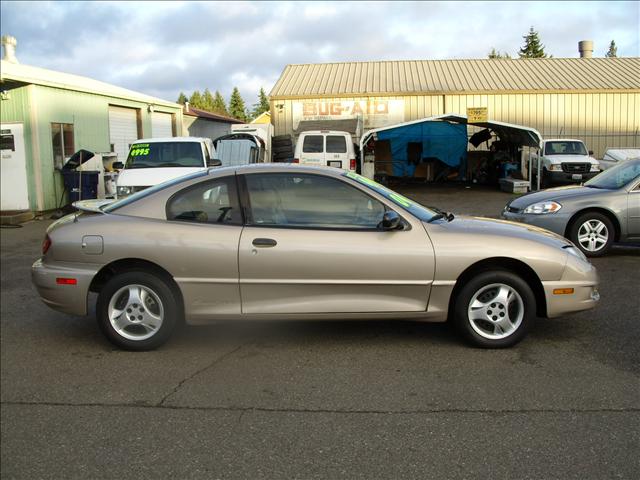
[237,171,435,314]
[298,134,325,167]
[325,134,348,169]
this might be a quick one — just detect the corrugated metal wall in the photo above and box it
[272,92,640,158]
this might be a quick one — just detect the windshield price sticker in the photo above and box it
[129,144,150,156]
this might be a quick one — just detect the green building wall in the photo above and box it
[1,84,182,211]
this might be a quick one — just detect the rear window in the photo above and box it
[125,141,204,168]
[302,135,323,153]
[326,135,347,153]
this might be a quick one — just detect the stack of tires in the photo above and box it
[272,135,294,163]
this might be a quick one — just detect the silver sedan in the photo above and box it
[33,165,599,350]
[503,159,640,256]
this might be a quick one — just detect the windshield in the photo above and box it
[544,141,588,156]
[584,160,640,190]
[343,172,437,221]
[125,141,204,168]
[103,171,208,212]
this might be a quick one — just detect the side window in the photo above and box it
[302,135,324,153]
[326,135,347,153]
[167,177,240,225]
[244,173,386,229]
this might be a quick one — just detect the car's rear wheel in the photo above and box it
[453,271,535,348]
[96,271,180,351]
[569,212,614,257]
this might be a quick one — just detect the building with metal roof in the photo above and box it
[0,37,184,213]
[183,104,243,140]
[269,55,640,159]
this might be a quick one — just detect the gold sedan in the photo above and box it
[32,165,599,350]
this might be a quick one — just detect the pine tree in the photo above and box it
[228,87,247,121]
[177,92,187,104]
[212,91,228,115]
[202,88,215,112]
[488,48,511,59]
[252,87,270,117]
[606,40,618,58]
[189,90,203,109]
[518,27,548,58]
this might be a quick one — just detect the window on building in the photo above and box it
[51,123,75,169]
[1,131,15,151]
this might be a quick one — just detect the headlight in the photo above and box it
[117,186,132,197]
[590,164,600,172]
[523,201,562,214]
[564,245,587,262]
[549,164,562,171]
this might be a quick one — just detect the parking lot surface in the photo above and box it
[2,186,639,479]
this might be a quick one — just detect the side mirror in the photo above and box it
[112,161,124,170]
[380,210,401,231]
[588,150,594,156]
[207,159,222,167]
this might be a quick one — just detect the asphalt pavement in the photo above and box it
[1,188,639,479]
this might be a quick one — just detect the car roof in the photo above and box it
[544,138,585,143]
[207,163,347,177]
[299,130,352,135]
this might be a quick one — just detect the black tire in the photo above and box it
[274,152,294,161]
[273,135,292,143]
[96,270,181,351]
[453,270,535,348]
[569,211,614,257]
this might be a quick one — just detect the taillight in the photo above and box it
[56,278,77,285]
[42,234,52,255]
[350,159,356,170]
[293,158,299,163]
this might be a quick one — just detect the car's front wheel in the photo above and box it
[453,271,535,348]
[569,212,614,257]
[96,271,180,351]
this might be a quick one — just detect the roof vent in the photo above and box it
[1,35,19,63]
[185,101,190,112]
[578,40,593,58]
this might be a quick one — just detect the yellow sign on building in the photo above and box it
[467,107,488,123]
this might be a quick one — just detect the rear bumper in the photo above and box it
[31,258,99,316]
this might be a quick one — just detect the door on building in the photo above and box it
[1,123,30,211]
[151,112,173,138]
[108,106,139,163]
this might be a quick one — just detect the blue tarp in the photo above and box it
[376,120,468,177]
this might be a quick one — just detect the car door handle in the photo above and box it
[252,238,277,247]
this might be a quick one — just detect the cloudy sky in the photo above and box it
[1,1,638,105]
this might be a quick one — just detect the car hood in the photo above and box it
[426,215,572,249]
[117,167,204,187]
[508,185,605,209]
[544,154,598,164]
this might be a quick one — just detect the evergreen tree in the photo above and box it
[488,48,511,59]
[518,27,549,58]
[212,90,228,115]
[228,87,247,121]
[252,87,271,117]
[202,88,215,112]
[189,90,203,109]
[177,92,187,104]
[605,40,618,58]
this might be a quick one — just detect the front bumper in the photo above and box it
[546,170,599,185]
[542,254,599,318]
[501,210,571,237]
[31,258,99,316]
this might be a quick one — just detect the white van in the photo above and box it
[294,130,356,171]
[114,137,217,198]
